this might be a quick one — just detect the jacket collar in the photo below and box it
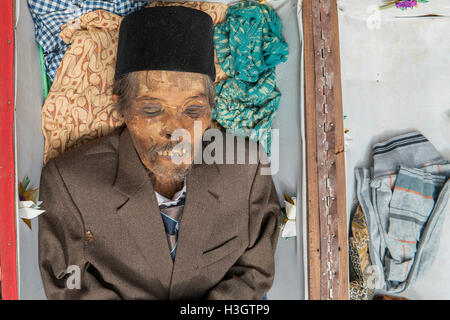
[112,127,150,198]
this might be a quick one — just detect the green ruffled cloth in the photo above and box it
[213,1,288,154]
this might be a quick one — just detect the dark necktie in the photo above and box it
[160,198,184,260]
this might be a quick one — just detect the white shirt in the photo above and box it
[154,181,186,207]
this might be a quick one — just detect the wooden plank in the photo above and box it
[302,0,321,300]
[0,0,18,300]
[328,0,349,300]
[303,0,348,300]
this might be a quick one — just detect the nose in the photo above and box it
[160,118,179,140]
[162,129,171,139]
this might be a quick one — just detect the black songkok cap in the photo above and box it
[114,6,216,82]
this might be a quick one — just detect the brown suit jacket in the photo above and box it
[38,126,281,300]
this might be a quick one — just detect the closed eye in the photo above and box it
[183,105,206,118]
[142,105,163,116]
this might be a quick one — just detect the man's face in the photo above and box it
[122,70,212,181]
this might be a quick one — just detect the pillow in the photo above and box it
[42,1,229,163]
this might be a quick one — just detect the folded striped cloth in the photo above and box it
[356,131,450,293]
[372,132,442,178]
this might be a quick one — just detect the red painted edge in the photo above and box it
[0,0,18,300]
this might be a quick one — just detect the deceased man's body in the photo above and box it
[38,6,281,300]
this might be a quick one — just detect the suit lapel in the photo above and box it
[112,128,174,293]
[112,128,223,298]
[169,161,221,299]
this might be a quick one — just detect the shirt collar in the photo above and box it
[154,180,186,207]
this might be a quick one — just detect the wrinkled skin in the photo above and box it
[118,70,212,199]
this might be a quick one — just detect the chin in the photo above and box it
[150,161,192,181]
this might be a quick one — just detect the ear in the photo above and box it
[110,95,126,121]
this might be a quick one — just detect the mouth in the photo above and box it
[156,148,187,158]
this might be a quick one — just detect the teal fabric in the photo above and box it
[213,1,288,154]
[213,70,281,149]
[214,1,288,82]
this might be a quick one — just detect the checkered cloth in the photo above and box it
[27,0,149,81]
